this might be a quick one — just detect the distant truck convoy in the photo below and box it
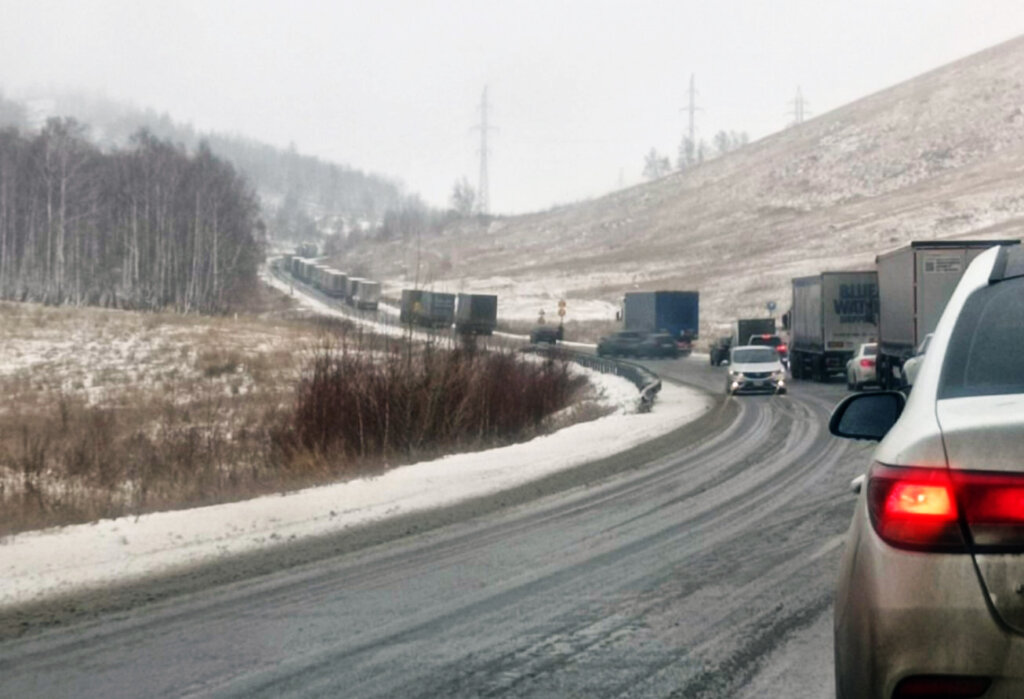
[731,318,776,347]
[875,239,1019,389]
[788,271,879,381]
[455,293,498,335]
[622,291,699,353]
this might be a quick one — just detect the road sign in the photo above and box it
[558,308,566,317]
[767,300,777,313]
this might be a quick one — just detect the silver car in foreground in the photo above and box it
[829,244,1024,698]
[725,345,787,395]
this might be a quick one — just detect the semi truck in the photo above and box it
[353,280,381,310]
[400,289,423,324]
[455,293,498,335]
[788,271,879,381]
[622,290,700,353]
[400,289,456,328]
[730,318,776,347]
[875,239,1019,389]
[324,270,348,298]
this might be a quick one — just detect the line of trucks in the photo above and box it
[731,238,1020,388]
[282,254,499,335]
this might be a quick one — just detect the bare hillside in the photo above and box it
[346,35,1024,336]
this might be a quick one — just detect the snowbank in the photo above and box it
[0,371,712,611]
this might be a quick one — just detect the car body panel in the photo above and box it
[835,495,1024,699]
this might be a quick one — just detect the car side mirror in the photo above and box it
[828,391,906,441]
[721,359,730,366]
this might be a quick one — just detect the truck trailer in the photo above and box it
[789,271,879,381]
[622,290,699,353]
[731,318,776,347]
[455,294,498,335]
[875,239,1019,388]
[400,289,456,328]
[353,280,381,311]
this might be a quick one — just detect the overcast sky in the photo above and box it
[2,1,1024,214]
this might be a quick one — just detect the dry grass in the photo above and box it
[0,296,592,536]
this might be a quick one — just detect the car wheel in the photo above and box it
[777,387,787,395]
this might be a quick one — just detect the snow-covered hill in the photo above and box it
[341,35,1024,338]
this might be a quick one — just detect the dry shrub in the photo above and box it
[0,328,588,537]
[274,338,587,468]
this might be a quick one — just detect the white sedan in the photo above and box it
[845,342,878,391]
[899,333,933,389]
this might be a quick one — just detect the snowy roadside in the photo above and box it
[0,373,711,610]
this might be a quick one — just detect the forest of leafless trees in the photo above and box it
[0,118,262,313]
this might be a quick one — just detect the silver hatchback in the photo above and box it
[829,244,1024,698]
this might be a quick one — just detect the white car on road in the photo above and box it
[845,342,878,391]
[725,346,787,395]
[899,333,933,389]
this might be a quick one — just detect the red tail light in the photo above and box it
[868,464,1024,552]
[859,358,875,368]
[953,470,1024,550]
[868,464,965,551]
[777,344,787,353]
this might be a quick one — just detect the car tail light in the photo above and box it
[868,464,1024,552]
[952,470,1024,550]
[867,464,966,551]
[893,675,990,698]
[859,358,875,368]
[777,344,787,353]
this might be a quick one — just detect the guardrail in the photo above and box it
[524,346,663,412]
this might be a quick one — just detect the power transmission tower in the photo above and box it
[687,74,700,146]
[788,87,811,126]
[679,73,702,168]
[473,87,496,215]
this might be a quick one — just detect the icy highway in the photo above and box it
[0,357,869,698]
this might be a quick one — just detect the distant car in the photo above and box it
[529,325,562,345]
[899,332,933,389]
[596,331,645,357]
[636,332,680,358]
[709,335,732,365]
[845,342,878,390]
[829,244,1024,698]
[747,333,789,366]
[725,345,787,395]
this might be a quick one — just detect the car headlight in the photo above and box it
[728,369,742,379]
[772,370,785,380]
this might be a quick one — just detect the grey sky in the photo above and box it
[2,0,1023,213]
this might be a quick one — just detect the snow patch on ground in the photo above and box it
[0,367,711,611]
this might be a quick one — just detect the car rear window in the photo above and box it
[939,276,1024,399]
[864,344,877,356]
[732,348,778,364]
